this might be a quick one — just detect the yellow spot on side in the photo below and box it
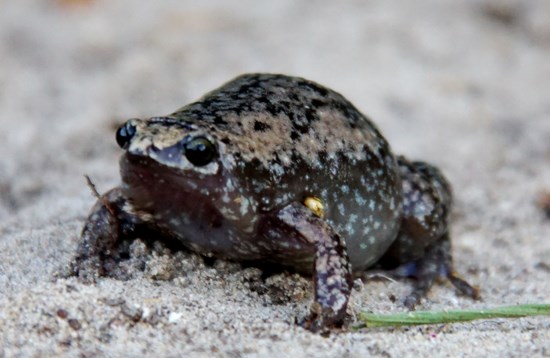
[304,196,325,218]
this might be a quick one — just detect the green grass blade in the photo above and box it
[356,304,550,328]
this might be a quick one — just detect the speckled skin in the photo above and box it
[71,74,477,332]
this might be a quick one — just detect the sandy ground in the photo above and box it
[1,0,550,357]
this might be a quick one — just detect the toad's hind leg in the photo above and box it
[392,233,479,308]
[378,157,479,308]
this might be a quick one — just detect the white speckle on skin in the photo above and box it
[226,178,235,191]
[369,200,376,211]
[415,202,428,217]
[239,196,250,216]
[219,207,238,220]
[403,180,412,194]
[169,218,181,226]
[271,163,284,177]
[338,203,345,216]
[354,190,367,206]
[278,240,291,248]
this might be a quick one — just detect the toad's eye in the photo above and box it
[116,121,137,149]
[184,137,217,167]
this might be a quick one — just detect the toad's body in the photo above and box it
[72,74,477,332]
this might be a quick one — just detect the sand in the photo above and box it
[1,0,549,357]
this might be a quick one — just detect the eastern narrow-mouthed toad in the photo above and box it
[71,74,478,332]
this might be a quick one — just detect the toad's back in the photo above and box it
[171,74,403,270]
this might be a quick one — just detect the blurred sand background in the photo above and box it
[1,0,549,356]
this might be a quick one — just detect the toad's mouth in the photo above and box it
[118,152,258,257]
[119,153,223,211]
[120,152,229,231]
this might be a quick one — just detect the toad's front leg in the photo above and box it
[70,187,145,281]
[276,202,353,333]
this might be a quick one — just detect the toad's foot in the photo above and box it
[367,234,479,309]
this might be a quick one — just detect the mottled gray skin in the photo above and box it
[71,74,478,332]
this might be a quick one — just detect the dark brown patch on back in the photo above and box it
[254,120,272,132]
